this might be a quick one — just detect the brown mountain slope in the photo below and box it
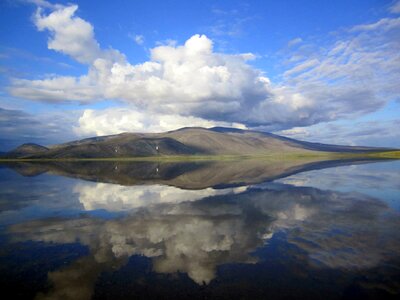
[1,158,384,189]
[161,127,314,155]
[4,127,393,159]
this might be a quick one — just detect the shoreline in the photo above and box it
[0,151,399,162]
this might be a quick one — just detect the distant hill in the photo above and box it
[3,127,394,159]
[1,158,384,189]
[5,143,49,158]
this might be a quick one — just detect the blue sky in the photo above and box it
[0,0,399,150]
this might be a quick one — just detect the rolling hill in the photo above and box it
[1,158,383,189]
[2,127,395,159]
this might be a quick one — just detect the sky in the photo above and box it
[0,0,399,151]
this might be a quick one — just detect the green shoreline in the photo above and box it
[0,151,399,162]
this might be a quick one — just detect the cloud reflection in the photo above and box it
[9,182,400,298]
[75,182,247,211]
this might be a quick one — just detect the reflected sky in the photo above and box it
[0,159,399,299]
[276,160,400,210]
[75,182,248,212]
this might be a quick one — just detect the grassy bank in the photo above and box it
[360,150,400,159]
[0,150,399,163]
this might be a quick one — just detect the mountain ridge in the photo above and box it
[1,158,385,189]
[2,127,396,159]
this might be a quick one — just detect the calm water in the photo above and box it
[0,159,399,299]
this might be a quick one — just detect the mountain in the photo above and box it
[1,158,384,189]
[5,143,49,158]
[3,127,394,159]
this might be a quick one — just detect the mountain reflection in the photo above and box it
[1,159,400,299]
[1,158,382,189]
[9,181,400,298]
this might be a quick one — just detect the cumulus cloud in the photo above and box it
[2,3,333,130]
[7,2,400,135]
[75,107,246,136]
[75,182,247,211]
[9,182,400,289]
[33,4,123,64]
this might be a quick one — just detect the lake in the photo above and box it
[0,158,399,299]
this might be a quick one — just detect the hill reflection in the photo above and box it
[9,182,400,298]
[1,157,385,188]
[1,159,399,299]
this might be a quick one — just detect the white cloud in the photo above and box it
[33,4,123,64]
[390,1,400,13]
[75,107,246,136]
[7,2,400,136]
[278,16,400,130]
[25,0,63,9]
[275,119,400,147]
[277,127,310,138]
[283,58,319,77]
[8,3,319,130]
[350,17,400,32]
[75,182,247,211]
[10,76,102,102]
[155,39,177,47]
[11,182,400,287]
[133,34,144,45]
[287,37,302,47]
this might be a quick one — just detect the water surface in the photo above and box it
[0,159,399,299]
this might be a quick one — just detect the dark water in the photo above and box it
[0,159,399,299]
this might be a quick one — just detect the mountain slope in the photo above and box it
[5,143,49,158]
[209,127,390,153]
[4,127,394,159]
[32,137,201,159]
[1,158,383,189]
[161,127,298,155]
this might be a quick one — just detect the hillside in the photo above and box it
[5,143,49,158]
[1,158,383,189]
[3,127,394,159]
